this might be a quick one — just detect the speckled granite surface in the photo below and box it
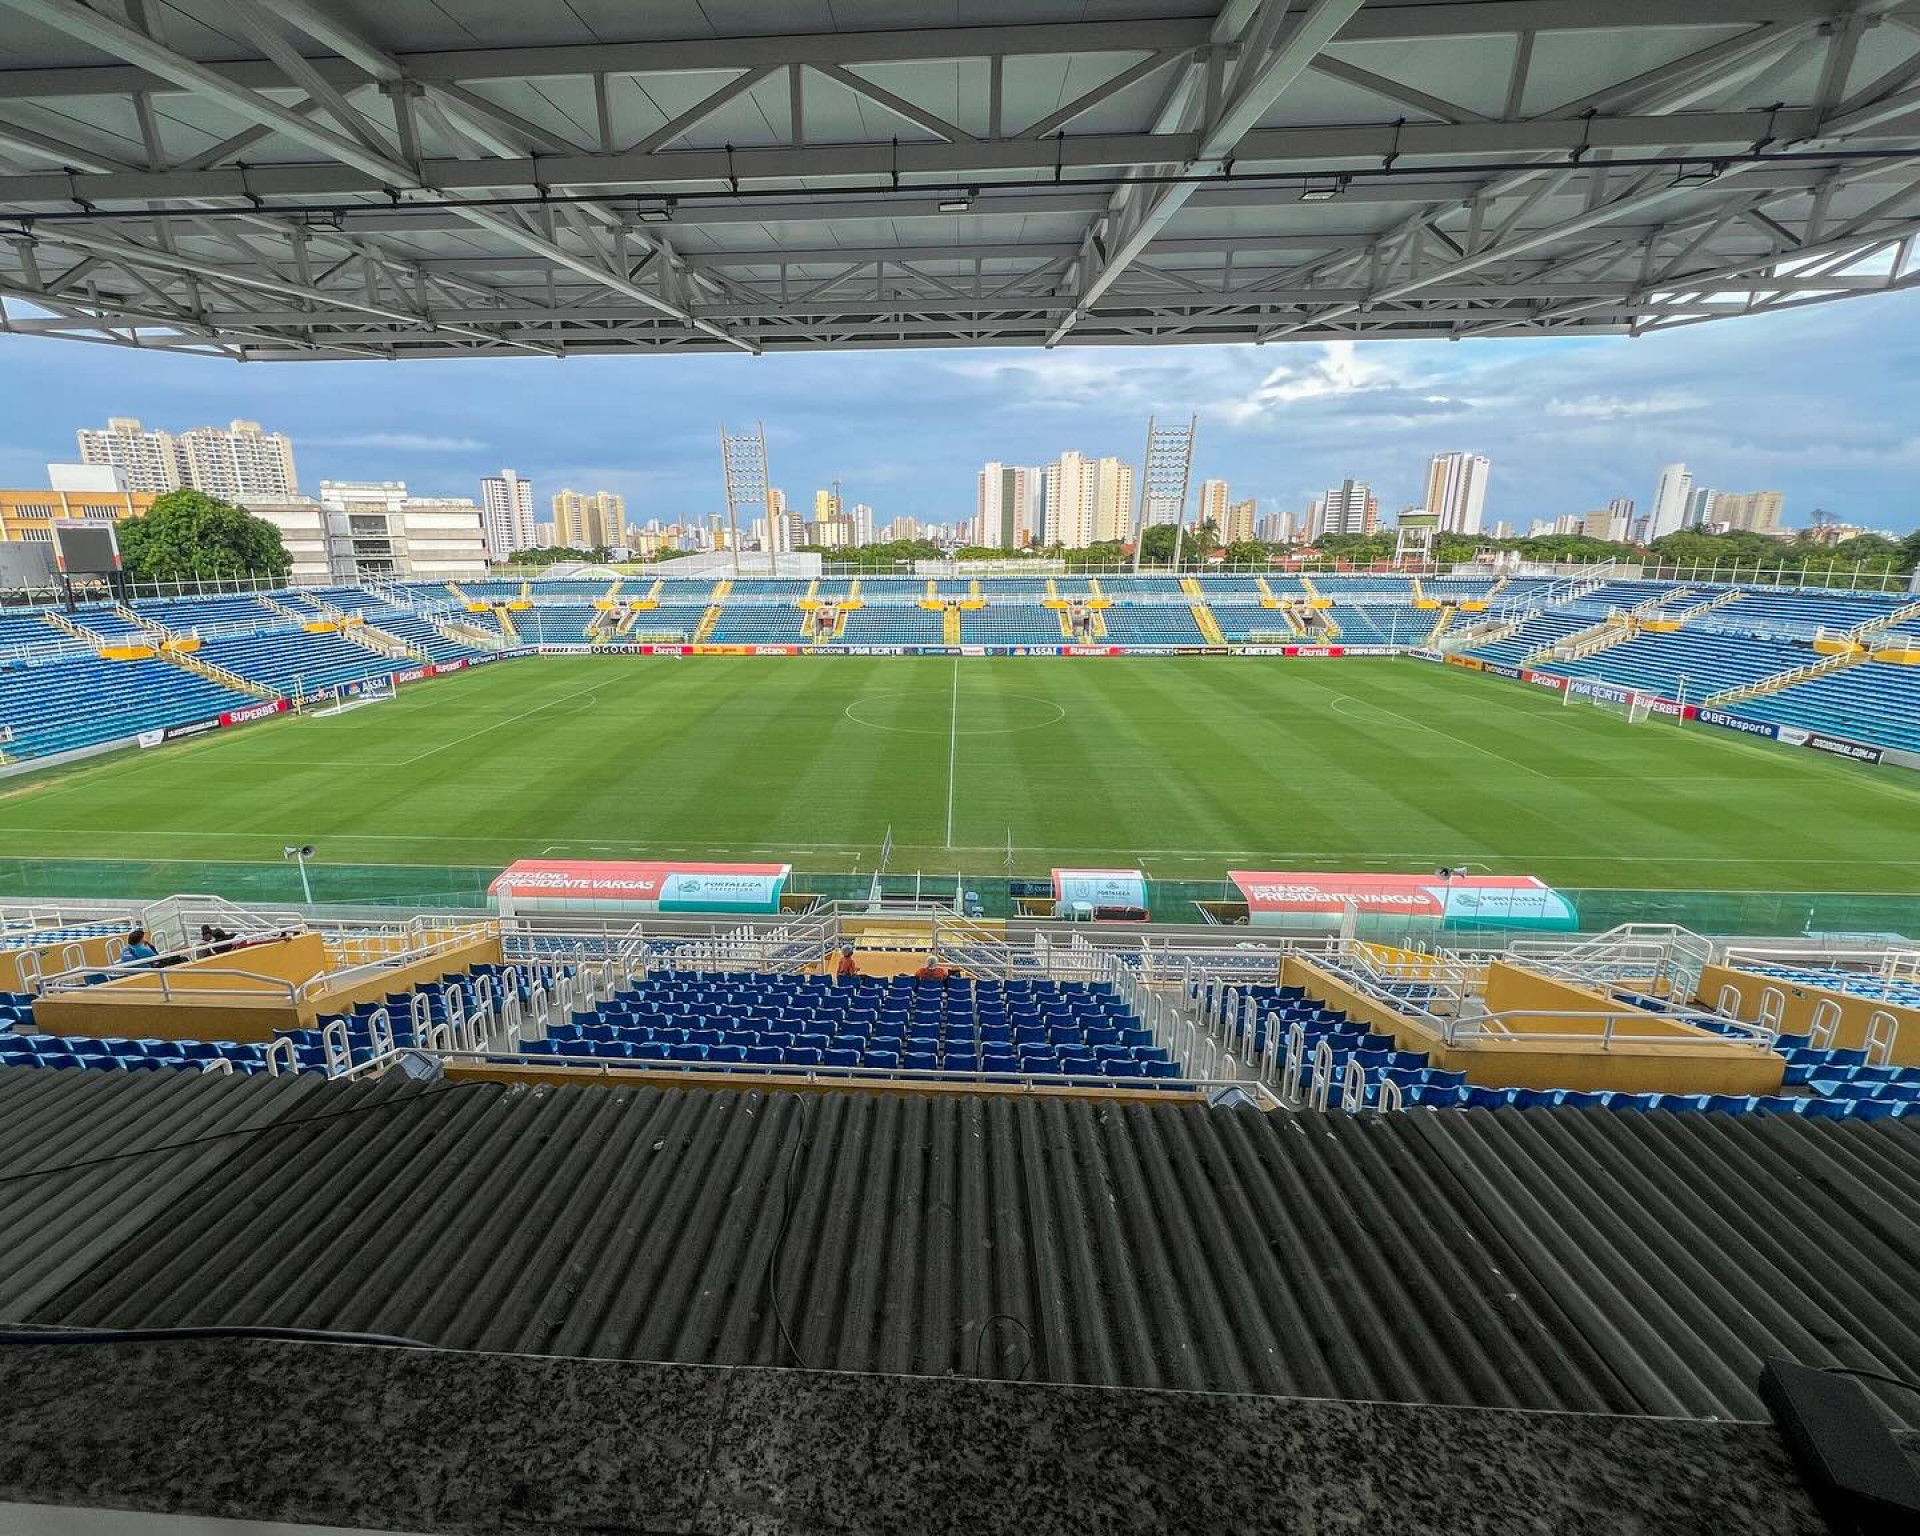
[0,1338,1844,1533]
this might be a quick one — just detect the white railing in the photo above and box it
[424,1043,1284,1106]
[1720,944,1920,987]
[1439,1005,1777,1050]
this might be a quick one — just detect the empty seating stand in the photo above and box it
[525,970,1188,1085]
[0,958,573,1077]
[0,653,257,757]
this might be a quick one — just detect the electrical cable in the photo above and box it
[1822,1365,1920,1398]
[0,1324,431,1349]
[765,1091,810,1371]
[3,146,1915,231]
[0,1081,461,1189]
[972,1312,1037,1382]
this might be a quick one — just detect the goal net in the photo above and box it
[1581,688,1655,724]
[308,678,398,718]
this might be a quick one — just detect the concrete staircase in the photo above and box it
[115,602,170,639]
[1425,608,1454,647]
[1444,614,1521,653]
[1528,613,1633,666]
[1708,645,1866,706]
[436,613,507,650]
[340,618,427,664]
[42,610,105,647]
[1849,596,1920,642]
[160,645,278,700]
[257,592,311,625]
[943,606,963,644]
[1181,577,1226,645]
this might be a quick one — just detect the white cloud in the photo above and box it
[1543,391,1704,421]
[307,432,487,451]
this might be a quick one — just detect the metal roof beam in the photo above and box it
[0,108,1873,206]
[0,5,1845,101]
[0,0,416,186]
[1048,0,1365,345]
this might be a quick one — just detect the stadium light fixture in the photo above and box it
[634,200,675,223]
[284,843,316,906]
[937,190,976,213]
[1670,162,1725,188]
[1299,176,1348,203]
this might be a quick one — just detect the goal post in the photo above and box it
[307,676,398,718]
[1570,686,1655,723]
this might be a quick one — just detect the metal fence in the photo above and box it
[0,855,1914,939]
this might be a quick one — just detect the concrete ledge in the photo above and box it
[0,1337,1838,1535]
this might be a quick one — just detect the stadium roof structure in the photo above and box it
[0,1,1918,359]
[5,1067,1918,1428]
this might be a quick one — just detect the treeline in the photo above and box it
[804,522,1920,577]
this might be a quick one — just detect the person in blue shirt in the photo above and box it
[120,927,159,964]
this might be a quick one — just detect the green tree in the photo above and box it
[118,489,290,581]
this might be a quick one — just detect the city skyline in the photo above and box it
[3,283,1918,536]
[25,415,1855,556]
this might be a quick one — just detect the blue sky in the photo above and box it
[3,285,1918,534]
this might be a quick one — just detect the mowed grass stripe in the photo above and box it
[0,655,1912,890]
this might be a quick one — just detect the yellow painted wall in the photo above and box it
[0,932,122,992]
[1283,956,1784,1095]
[33,930,503,1043]
[1481,962,1700,1039]
[1699,963,1920,1066]
[313,933,503,1015]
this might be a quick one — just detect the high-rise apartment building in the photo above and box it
[1315,480,1375,538]
[806,515,855,548]
[551,489,626,549]
[1607,495,1636,524]
[976,462,1043,548]
[1424,452,1490,535]
[1094,457,1134,544]
[1197,478,1229,533]
[1685,486,1719,527]
[1223,498,1258,544]
[78,417,299,500]
[1581,507,1629,542]
[1256,509,1295,544]
[1041,453,1132,548]
[851,503,874,545]
[254,481,486,582]
[1649,463,1692,539]
[813,488,841,521]
[479,469,535,560]
[1709,490,1785,533]
[884,515,920,541]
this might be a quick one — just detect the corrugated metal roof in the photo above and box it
[2,1068,1916,1425]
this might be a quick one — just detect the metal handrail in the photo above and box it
[425,1045,1285,1106]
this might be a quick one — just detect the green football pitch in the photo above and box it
[0,655,1915,897]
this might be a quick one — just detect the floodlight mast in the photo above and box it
[719,421,773,578]
[1131,414,1198,574]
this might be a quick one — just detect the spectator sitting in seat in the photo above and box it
[199,923,237,955]
[915,959,951,982]
[120,927,159,965]
[835,947,860,980]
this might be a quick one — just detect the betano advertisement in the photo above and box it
[1229,870,1578,932]
[489,858,791,915]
